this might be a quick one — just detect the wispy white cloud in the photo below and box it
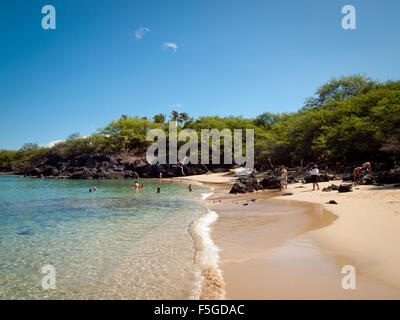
[169,103,182,108]
[163,42,178,52]
[134,27,150,39]
[43,135,91,148]
[44,140,64,148]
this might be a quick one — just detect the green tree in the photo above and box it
[170,110,179,121]
[20,143,39,151]
[153,113,166,124]
[67,132,80,140]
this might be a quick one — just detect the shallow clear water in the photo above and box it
[0,175,210,299]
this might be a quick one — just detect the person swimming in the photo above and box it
[93,187,97,192]
[89,189,92,192]
[156,187,160,193]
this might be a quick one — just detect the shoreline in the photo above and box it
[185,173,400,299]
[276,181,400,292]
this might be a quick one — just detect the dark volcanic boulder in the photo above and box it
[27,167,42,177]
[70,168,94,179]
[304,173,332,184]
[230,174,263,194]
[42,166,59,177]
[260,176,281,189]
[338,184,353,193]
[362,176,376,185]
[342,174,354,182]
[322,184,339,192]
[375,171,400,184]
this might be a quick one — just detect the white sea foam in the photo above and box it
[191,187,225,299]
[195,208,220,266]
[201,188,214,200]
[194,207,225,299]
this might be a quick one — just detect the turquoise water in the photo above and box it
[0,175,211,299]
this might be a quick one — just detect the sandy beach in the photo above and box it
[277,181,400,295]
[183,173,400,299]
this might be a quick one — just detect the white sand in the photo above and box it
[181,172,400,297]
[277,181,400,289]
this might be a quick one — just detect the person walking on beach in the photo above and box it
[310,164,320,191]
[280,165,288,191]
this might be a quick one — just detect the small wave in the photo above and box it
[193,208,225,299]
[201,188,214,200]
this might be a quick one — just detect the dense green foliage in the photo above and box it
[1,75,399,172]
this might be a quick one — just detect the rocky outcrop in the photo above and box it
[229,174,263,194]
[322,184,339,192]
[260,171,299,189]
[260,173,281,189]
[338,184,353,193]
[304,173,334,184]
[23,153,208,179]
[375,171,400,184]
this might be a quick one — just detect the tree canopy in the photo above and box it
[1,75,399,172]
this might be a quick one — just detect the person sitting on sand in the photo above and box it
[188,184,193,192]
[156,187,160,193]
[280,166,287,191]
[310,164,320,191]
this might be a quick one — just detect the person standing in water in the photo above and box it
[280,165,288,191]
[159,172,162,180]
[188,184,193,192]
[156,187,160,193]
[93,187,97,192]
[134,181,140,190]
[141,182,144,188]
[310,164,320,191]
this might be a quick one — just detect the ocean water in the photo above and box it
[0,175,216,299]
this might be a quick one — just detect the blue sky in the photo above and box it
[1,0,399,149]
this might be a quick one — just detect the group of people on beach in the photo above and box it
[279,161,373,192]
